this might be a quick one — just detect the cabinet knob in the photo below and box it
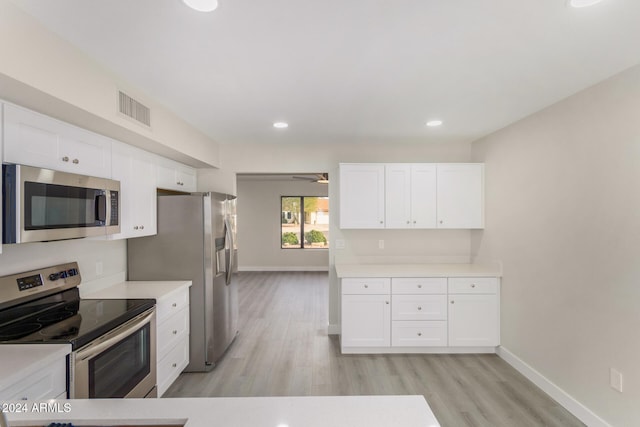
[21,396,28,401]
[417,284,422,289]
[471,284,476,288]
[417,332,422,337]
[72,158,79,164]
[172,303,177,307]
[173,330,178,335]
[450,300,455,304]
[406,221,410,224]
[379,221,383,224]
[62,156,69,162]
[439,220,443,224]
[417,306,422,310]
[413,221,416,224]
[364,284,368,288]
[385,301,389,305]
[172,363,177,368]
[133,226,139,230]
[140,225,144,230]
[177,181,184,186]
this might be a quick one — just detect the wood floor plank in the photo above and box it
[164,271,585,427]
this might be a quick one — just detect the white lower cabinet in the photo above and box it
[341,276,499,353]
[0,357,66,400]
[156,287,190,397]
[341,278,391,348]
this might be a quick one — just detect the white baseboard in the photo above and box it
[497,347,611,427]
[239,266,329,272]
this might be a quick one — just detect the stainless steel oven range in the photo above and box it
[0,262,156,398]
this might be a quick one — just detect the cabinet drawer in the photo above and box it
[392,321,447,347]
[448,277,498,294]
[392,278,446,294]
[392,294,447,321]
[157,288,190,323]
[342,278,390,295]
[157,336,189,397]
[157,307,190,358]
[0,358,66,400]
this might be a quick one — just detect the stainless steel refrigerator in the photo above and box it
[127,192,238,372]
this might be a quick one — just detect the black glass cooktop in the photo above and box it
[0,288,155,349]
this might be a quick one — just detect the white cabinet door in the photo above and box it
[448,294,499,347]
[3,103,112,178]
[339,163,385,228]
[156,156,197,192]
[410,164,437,228]
[110,142,157,239]
[341,294,391,347]
[436,163,484,228]
[385,164,411,228]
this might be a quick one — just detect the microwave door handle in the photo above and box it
[95,194,107,222]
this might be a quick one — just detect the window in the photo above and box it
[281,196,329,249]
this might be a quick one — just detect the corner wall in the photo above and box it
[471,63,640,426]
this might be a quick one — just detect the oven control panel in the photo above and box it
[0,262,82,305]
[17,274,44,291]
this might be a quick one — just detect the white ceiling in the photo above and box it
[11,0,640,146]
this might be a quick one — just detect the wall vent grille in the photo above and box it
[118,90,151,127]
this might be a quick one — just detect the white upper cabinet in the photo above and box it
[3,103,112,178]
[339,163,483,229]
[156,156,197,193]
[385,164,437,229]
[339,163,385,228]
[110,142,157,239]
[436,163,484,229]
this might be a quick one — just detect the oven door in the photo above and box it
[71,308,156,399]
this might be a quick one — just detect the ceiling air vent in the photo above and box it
[118,90,151,127]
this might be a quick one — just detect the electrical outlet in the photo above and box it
[610,368,623,392]
[96,260,104,276]
[378,239,385,249]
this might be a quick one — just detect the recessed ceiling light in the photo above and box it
[568,0,604,7]
[273,122,289,129]
[426,120,443,127]
[182,0,218,12]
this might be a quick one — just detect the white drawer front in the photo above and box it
[448,277,498,294]
[157,336,190,397]
[342,278,390,295]
[157,288,190,323]
[157,307,190,358]
[392,278,446,294]
[392,295,447,321]
[1,358,66,400]
[392,321,447,347]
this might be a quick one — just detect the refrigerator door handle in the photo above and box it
[224,218,233,285]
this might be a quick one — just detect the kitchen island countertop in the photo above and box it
[4,395,440,427]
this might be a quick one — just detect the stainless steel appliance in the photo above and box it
[0,262,156,398]
[2,164,120,244]
[127,192,238,372]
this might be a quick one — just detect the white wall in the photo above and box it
[471,63,640,427]
[236,178,329,271]
[0,0,219,168]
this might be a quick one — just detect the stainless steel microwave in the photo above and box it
[2,164,120,243]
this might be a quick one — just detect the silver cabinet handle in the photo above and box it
[134,226,139,230]
[62,156,69,162]
[450,300,455,304]
[439,220,443,224]
[471,284,476,288]
[172,303,177,307]
[417,332,422,337]
[364,284,368,288]
[379,221,383,224]
[140,225,144,230]
[173,330,178,335]
[413,220,416,224]
[417,284,422,288]
[172,363,177,368]
[406,221,410,224]
[72,158,79,164]
[385,301,389,305]
[418,306,422,310]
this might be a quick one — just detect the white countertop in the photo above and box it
[4,395,440,427]
[84,280,191,300]
[0,344,71,391]
[335,263,502,278]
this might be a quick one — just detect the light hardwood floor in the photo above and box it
[165,271,584,427]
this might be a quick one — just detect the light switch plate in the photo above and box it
[610,368,623,392]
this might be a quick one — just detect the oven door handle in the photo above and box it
[75,308,155,361]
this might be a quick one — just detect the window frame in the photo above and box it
[280,195,329,250]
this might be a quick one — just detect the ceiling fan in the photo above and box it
[292,173,329,184]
